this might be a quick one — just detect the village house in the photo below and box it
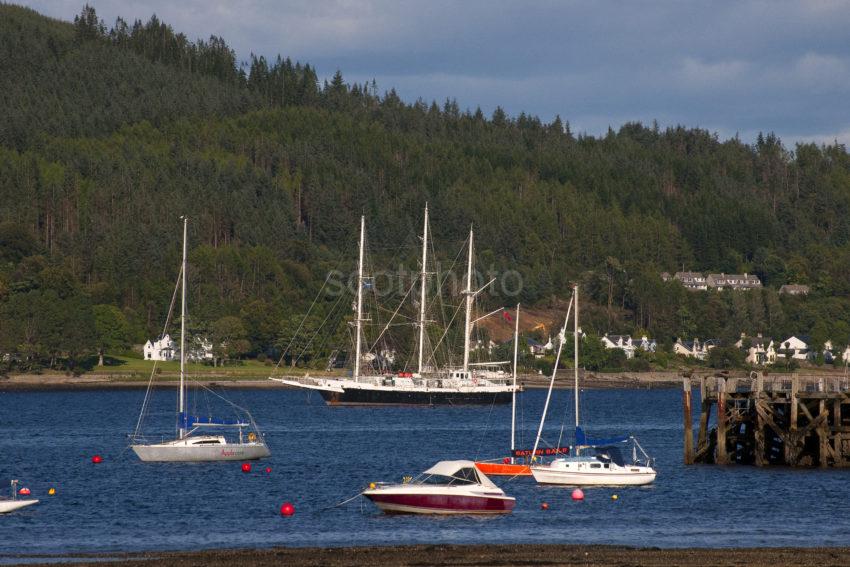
[526,337,553,359]
[143,334,176,361]
[735,333,777,365]
[673,338,720,361]
[779,284,810,296]
[777,336,810,361]
[602,334,657,359]
[706,273,762,291]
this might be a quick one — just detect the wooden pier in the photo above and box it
[683,372,850,467]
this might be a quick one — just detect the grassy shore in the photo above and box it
[6,544,850,566]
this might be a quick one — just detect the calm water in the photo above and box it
[1,386,848,554]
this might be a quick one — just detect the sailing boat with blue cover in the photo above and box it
[130,217,270,462]
[529,284,656,486]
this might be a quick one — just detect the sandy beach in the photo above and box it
[5,544,850,566]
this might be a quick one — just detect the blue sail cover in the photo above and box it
[179,413,246,428]
[575,426,629,447]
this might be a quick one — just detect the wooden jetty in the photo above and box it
[683,372,850,467]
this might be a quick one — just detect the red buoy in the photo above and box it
[571,488,585,501]
[241,462,252,473]
[265,467,272,474]
[502,457,510,464]
[91,455,103,464]
[280,502,295,516]
[540,502,549,510]
[19,487,31,496]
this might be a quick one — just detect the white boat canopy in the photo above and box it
[423,460,499,488]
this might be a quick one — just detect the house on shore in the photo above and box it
[143,334,176,361]
[674,338,720,361]
[735,333,777,365]
[777,336,810,361]
[602,334,657,359]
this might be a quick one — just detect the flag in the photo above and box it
[502,311,513,322]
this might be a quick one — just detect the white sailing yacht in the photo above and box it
[530,284,657,486]
[271,207,519,405]
[131,217,270,462]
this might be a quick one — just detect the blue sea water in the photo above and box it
[0,386,848,555]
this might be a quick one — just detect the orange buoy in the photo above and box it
[92,455,103,464]
[280,502,295,516]
[571,488,584,501]
[540,502,549,510]
[19,487,31,496]
[241,462,252,473]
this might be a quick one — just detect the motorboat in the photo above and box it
[362,460,515,514]
[0,480,38,514]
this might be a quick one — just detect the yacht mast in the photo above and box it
[510,304,520,463]
[462,227,474,373]
[530,295,573,462]
[574,284,579,429]
[354,215,365,382]
[417,205,429,375]
[179,216,187,439]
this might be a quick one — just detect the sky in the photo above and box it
[21,0,850,147]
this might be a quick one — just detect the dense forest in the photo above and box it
[2,4,850,373]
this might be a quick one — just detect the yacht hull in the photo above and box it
[319,388,512,406]
[531,465,656,486]
[132,443,270,462]
[0,499,38,514]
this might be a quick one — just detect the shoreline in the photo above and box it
[1,368,843,392]
[0,372,685,391]
[4,544,850,566]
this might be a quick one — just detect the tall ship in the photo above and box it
[271,206,519,405]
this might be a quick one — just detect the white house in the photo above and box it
[736,334,776,365]
[143,334,176,361]
[602,334,657,359]
[778,336,810,360]
[674,338,720,361]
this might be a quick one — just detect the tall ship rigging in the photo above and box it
[271,206,519,405]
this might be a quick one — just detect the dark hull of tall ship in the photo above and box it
[319,389,513,406]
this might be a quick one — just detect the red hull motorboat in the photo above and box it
[362,460,515,515]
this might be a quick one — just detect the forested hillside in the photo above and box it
[2,4,850,373]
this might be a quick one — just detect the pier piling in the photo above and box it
[683,372,850,468]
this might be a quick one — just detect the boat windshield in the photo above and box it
[593,446,626,466]
[418,467,481,486]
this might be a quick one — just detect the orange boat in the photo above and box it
[474,461,531,476]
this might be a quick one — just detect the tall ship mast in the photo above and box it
[271,207,520,405]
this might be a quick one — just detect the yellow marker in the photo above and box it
[48,488,56,495]
[369,482,376,490]
[611,494,618,500]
